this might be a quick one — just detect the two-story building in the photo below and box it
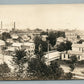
[60,43,84,61]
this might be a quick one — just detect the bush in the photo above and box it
[0,63,10,73]
[28,58,64,80]
[69,64,75,71]
[65,72,73,80]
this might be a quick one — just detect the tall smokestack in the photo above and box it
[14,22,15,30]
[1,21,2,29]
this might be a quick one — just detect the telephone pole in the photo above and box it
[47,29,50,65]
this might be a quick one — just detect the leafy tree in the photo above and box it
[66,41,72,50]
[13,49,27,77]
[40,31,48,35]
[77,35,80,39]
[34,36,48,55]
[57,42,66,52]
[2,32,11,41]
[40,31,65,47]
[69,64,75,71]
[28,58,64,80]
[65,72,73,79]
[70,55,77,64]
[0,63,10,73]
[57,41,72,52]
[77,39,84,44]
[69,55,77,71]
[48,31,56,47]
[55,31,65,38]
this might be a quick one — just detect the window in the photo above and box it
[68,54,69,58]
[64,54,65,58]
[78,56,80,60]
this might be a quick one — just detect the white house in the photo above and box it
[72,44,84,53]
[43,51,61,65]
[22,42,35,56]
[60,50,84,61]
[56,37,67,45]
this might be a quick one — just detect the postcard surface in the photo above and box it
[0,4,84,80]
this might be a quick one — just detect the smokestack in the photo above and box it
[14,22,15,30]
[1,21,2,29]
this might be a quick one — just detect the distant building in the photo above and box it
[11,34,18,40]
[56,37,66,45]
[43,51,61,65]
[72,43,84,53]
[21,35,30,42]
[11,42,35,56]
[12,43,22,50]
[6,39,13,44]
[65,30,77,42]
[60,43,84,61]
[22,42,35,56]
[65,30,84,43]
[41,35,48,41]
[60,50,84,61]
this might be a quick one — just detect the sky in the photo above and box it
[0,4,84,30]
[0,0,84,4]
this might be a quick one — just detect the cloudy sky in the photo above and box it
[0,4,84,30]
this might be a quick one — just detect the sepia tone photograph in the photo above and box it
[0,4,84,80]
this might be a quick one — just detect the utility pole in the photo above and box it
[47,29,50,65]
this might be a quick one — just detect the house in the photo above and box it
[4,47,15,56]
[41,35,48,41]
[65,30,84,43]
[22,42,35,56]
[6,39,13,44]
[72,43,84,53]
[56,37,66,45]
[11,43,22,50]
[11,34,18,41]
[60,43,84,61]
[60,50,84,61]
[43,51,61,65]
[11,42,35,56]
[21,35,30,42]
[65,30,77,42]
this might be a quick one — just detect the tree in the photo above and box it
[70,55,77,64]
[77,39,84,44]
[13,49,27,78]
[34,36,48,57]
[48,31,56,47]
[77,35,80,39]
[69,55,77,71]
[28,58,64,80]
[57,42,66,52]
[2,32,11,41]
[0,63,10,79]
[65,41,72,50]
[0,63,10,73]
[57,41,72,52]
[65,72,73,79]
[55,31,65,38]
